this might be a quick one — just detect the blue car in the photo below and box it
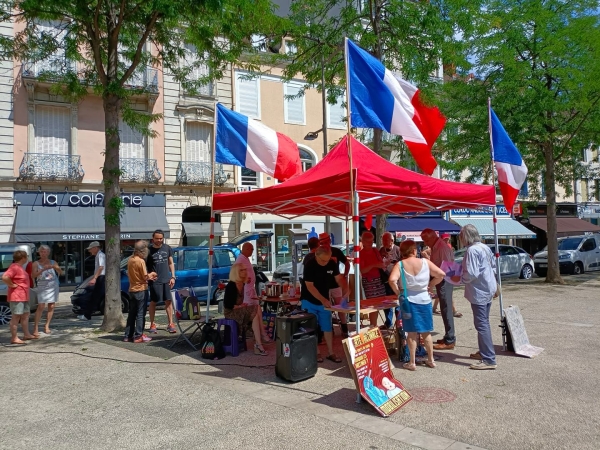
[71,231,272,316]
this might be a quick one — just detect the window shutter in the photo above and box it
[119,119,145,159]
[284,82,304,125]
[36,20,66,73]
[184,44,212,96]
[236,73,260,119]
[35,105,70,155]
[327,92,346,129]
[186,122,212,162]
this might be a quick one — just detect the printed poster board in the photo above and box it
[343,327,411,417]
[262,311,276,341]
[503,305,544,358]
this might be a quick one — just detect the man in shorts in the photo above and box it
[302,246,348,363]
[146,230,176,333]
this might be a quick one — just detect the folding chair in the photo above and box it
[169,288,208,350]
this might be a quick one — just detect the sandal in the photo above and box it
[425,361,436,368]
[454,312,463,318]
[317,353,324,363]
[254,344,268,356]
[433,310,441,315]
[23,335,39,340]
[326,353,342,363]
[403,362,417,371]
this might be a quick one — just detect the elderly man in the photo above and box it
[78,241,105,321]
[235,242,257,304]
[303,246,348,363]
[380,232,401,327]
[421,228,456,350]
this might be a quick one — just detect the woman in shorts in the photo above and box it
[2,250,37,344]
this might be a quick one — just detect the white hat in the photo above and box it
[86,241,101,250]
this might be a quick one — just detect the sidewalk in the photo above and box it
[2,273,600,449]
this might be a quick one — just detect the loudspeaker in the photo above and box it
[275,312,318,382]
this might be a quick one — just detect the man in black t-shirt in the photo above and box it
[318,233,350,336]
[303,247,348,363]
[146,230,176,334]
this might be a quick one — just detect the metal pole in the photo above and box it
[488,97,506,350]
[321,56,331,235]
[206,102,219,321]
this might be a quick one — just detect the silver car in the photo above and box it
[454,244,535,279]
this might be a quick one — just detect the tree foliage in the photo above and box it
[437,0,600,282]
[0,0,280,330]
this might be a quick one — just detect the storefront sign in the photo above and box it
[14,191,166,208]
[578,204,600,219]
[343,327,411,417]
[524,204,578,217]
[450,206,510,217]
[42,192,142,207]
[61,233,134,240]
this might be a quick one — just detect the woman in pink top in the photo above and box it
[2,250,37,344]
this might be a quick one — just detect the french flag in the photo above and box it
[490,108,527,213]
[215,103,301,181]
[346,39,446,176]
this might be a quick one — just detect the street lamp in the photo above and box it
[304,128,323,141]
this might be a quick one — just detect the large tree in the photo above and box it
[274,0,455,244]
[437,0,600,283]
[0,0,279,330]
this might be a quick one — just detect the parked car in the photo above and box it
[454,244,535,279]
[273,244,348,281]
[0,243,36,326]
[70,231,272,316]
[533,234,600,277]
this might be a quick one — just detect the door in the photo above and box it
[579,238,599,270]
[499,246,520,277]
[177,249,210,301]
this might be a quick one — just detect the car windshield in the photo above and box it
[0,252,14,271]
[554,238,583,251]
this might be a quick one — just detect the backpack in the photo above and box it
[182,295,201,320]
[199,322,225,360]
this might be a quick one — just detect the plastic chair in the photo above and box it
[217,318,240,356]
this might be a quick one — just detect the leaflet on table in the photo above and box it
[441,260,462,285]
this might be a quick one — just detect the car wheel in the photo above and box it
[572,262,583,275]
[121,294,129,314]
[0,303,11,326]
[520,264,533,279]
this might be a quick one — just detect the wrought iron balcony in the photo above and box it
[18,153,85,182]
[123,68,159,92]
[176,161,227,185]
[119,158,161,184]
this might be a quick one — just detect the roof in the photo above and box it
[528,217,600,237]
[213,136,496,217]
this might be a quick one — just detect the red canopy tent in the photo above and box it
[213,136,495,216]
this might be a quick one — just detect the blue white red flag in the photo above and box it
[490,108,528,213]
[215,103,301,181]
[346,39,446,176]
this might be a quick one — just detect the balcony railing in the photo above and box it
[176,161,227,185]
[119,158,161,184]
[18,153,85,182]
[23,60,158,92]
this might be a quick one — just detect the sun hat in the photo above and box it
[86,241,101,250]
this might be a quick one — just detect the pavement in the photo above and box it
[1,273,600,450]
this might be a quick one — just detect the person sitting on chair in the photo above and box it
[223,263,268,356]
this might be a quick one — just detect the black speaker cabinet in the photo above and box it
[275,312,318,382]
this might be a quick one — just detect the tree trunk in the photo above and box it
[544,142,564,284]
[100,93,126,331]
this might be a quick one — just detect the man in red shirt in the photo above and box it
[2,250,37,344]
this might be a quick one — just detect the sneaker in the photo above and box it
[77,315,90,321]
[141,334,152,343]
[123,337,131,342]
[167,324,177,334]
[470,360,497,370]
[134,336,144,343]
[148,324,158,334]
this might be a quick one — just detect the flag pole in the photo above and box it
[488,97,506,350]
[205,101,219,322]
[344,37,362,404]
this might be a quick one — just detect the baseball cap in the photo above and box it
[86,241,101,250]
[318,232,331,242]
[441,233,451,239]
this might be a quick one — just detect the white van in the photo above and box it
[533,234,600,277]
[0,243,36,325]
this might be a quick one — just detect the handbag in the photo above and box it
[398,262,412,320]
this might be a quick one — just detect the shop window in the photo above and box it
[284,81,305,125]
[235,71,260,119]
[35,105,70,154]
[119,118,146,159]
[185,121,211,162]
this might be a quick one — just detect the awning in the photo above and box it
[528,217,600,237]
[451,217,536,239]
[386,217,461,234]
[15,205,170,242]
[182,222,224,237]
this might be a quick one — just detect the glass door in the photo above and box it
[255,235,272,273]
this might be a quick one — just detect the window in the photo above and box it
[118,43,145,87]
[185,122,211,162]
[581,239,596,252]
[519,180,528,197]
[285,40,297,55]
[183,43,212,96]
[581,179,589,202]
[35,105,70,154]
[540,172,546,197]
[327,92,346,129]
[298,146,316,172]
[251,34,267,52]
[215,249,235,267]
[36,20,68,73]
[500,246,518,256]
[119,119,145,158]
[283,81,305,125]
[241,167,259,187]
[235,72,260,119]
[183,249,209,270]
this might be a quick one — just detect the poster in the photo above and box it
[344,327,411,417]
[262,311,276,341]
[277,236,289,254]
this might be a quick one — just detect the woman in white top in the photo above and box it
[388,240,445,371]
[32,245,62,336]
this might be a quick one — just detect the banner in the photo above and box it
[343,327,411,416]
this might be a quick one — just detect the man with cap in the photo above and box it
[78,241,105,321]
[318,232,350,337]
[441,233,454,250]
